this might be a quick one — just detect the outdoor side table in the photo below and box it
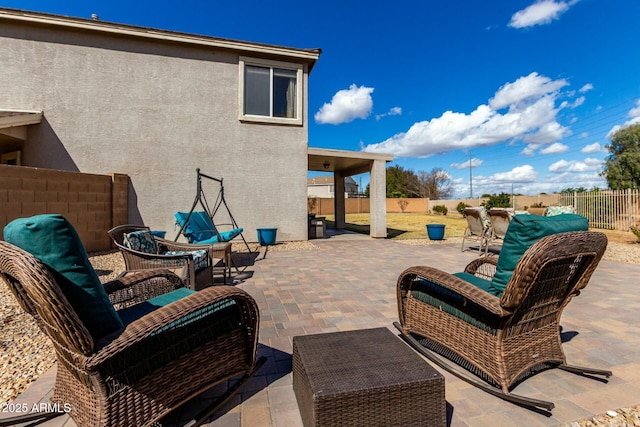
[293,327,446,427]
[211,242,232,284]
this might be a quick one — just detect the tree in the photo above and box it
[602,123,640,190]
[386,165,420,198]
[417,168,453,200]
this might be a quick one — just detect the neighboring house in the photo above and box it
[0,8,392,240]
[308,176,359,198]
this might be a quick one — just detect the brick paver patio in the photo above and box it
[6,232,640,426]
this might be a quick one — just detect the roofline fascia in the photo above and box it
[0,8,321,68]
[0,110,43,129]
[308,147,394,162]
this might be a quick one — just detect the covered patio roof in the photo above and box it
[0,109,42,153]
[308,147,393,238]
[0,109,42,130]
[308,147,393,176]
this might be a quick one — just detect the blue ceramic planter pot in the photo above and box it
[257,228,278,246]
[426,224,445,240]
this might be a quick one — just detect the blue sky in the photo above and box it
[4,0,640,197]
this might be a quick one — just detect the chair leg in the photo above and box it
[188,356,266,427]
[0,409,65,426]
[393,322,555,412]
[558,364,612,378]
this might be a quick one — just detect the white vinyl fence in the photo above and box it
[555,189,640,230]
[432,190,640,231]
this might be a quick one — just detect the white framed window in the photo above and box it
[239,57,303,125]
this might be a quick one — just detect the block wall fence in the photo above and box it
[0,165,128,252]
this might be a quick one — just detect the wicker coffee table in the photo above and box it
[292,327,445,427]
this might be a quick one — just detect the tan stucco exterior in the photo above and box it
[0,8,320,241]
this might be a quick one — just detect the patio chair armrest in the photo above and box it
[155,238,215,255]
[463,257,498,281]
[86,286,259,370]
[397,266,507,318]
[117,246,195,267]
[103,269,185,309]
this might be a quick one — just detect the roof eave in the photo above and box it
[0,8,322,70]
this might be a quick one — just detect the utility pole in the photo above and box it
[469,154,473,199]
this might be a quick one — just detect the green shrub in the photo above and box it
[631,226,640,242]
[482,193,511,210]
[456,202,471,216]
[432,205,448,215]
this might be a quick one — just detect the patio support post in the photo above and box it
[334,171,346,229]
[370,159,387,238]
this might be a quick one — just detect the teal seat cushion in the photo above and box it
[117,287,195,326]
[491,213,589,295]
[175,211,216,243]
[453,272,501,297]
[4,214,124,340]
[174,211,243,243]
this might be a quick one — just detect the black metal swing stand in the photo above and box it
[175,168,252,256]
[393,321,612,412]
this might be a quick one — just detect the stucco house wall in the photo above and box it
[0,10,320,241]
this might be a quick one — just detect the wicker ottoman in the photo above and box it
[293,327,445,427]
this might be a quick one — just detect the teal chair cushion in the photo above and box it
[174,211,243,243]
[117,287,237,337]
[4,214,124,340]
[453,272,501,297]
[490,213,589,295]
[117,287,195,326]
[175,211,216,243]
[195,228,244,244]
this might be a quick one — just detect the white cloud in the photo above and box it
[450,157,483,169]
[580,132,589,138]
[607,99,640,138]
[375,106,402,121]
[363,72,576,158]
[579,83,594,93]
[548,158,603,173]
[540,142,569,154]
[508,0,578,29]
[490,72,568,110]
[581,142,602,154]
[491,165,537,183]
[522,120,570,144]
[571,96,585,108]
[315,84,374,125]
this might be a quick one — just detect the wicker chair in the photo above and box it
[395,230,612,410]
[0,240,262,427]
[108,224,220,290]
[487,209,512,247]
[461,207,492,255]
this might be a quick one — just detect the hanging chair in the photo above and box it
[174,169,251,253]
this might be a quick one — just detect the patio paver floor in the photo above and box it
[4,233,640,427]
